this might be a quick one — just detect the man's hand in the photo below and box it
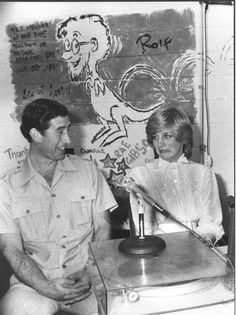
[64,270,92,305]
[47,276,91,305]
[68,269,91,287]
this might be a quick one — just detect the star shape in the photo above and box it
[117,158,130,173]
[100,153,117,169]
[107,170,125,189]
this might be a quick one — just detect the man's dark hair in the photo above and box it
[20,98,68,142]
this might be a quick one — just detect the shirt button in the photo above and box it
[62,264,67,269]
[26,209,30,214]
[81,195,85,200]
[62,245,66,249]
[56,214,61,218]
[52,193,56,198]
[62,235,67,238]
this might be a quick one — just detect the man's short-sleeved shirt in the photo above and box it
[0,154,117,279]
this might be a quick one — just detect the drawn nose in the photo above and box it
[61,51,71,60]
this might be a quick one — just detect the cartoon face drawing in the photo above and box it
[61,26,90,73]
[56,15,110,85]
[57,19,91,82]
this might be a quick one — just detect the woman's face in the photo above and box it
[152,128,183,162]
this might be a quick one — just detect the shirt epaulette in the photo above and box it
[66,154,94,165]
[0,165,22,179]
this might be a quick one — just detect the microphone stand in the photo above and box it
[118,194,166,255]
[137,194,145,240]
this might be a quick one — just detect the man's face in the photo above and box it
[38,116,71,161]
[60,21,90,78]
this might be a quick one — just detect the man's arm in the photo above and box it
[0,233,90,302]
[92,210,111,241]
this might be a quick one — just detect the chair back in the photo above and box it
[226,195,235,266]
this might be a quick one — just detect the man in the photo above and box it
[0,98,117,315]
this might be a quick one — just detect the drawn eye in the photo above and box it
[72,38,80,55]
[64,39,70,51]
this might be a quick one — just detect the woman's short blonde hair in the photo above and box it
[146,106,193,159]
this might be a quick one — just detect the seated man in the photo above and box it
[0,98,117,315]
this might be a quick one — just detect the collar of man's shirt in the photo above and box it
[19,154,81,186]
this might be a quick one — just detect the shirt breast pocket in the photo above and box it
[13,198,46,241]
[69,188,95,230]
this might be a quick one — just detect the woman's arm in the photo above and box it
[196,167,224,243]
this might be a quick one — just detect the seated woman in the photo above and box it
[128,106,224,244]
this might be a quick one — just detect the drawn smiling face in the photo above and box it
[60,20,91,82]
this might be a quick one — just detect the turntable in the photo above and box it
[88,231,234,315]
[88,180,234,314]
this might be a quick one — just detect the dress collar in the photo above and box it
[158,154,189,168]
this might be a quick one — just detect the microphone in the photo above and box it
[122,177,156,206]
[122,177,169,216]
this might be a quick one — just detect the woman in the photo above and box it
[129,106,224,244]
